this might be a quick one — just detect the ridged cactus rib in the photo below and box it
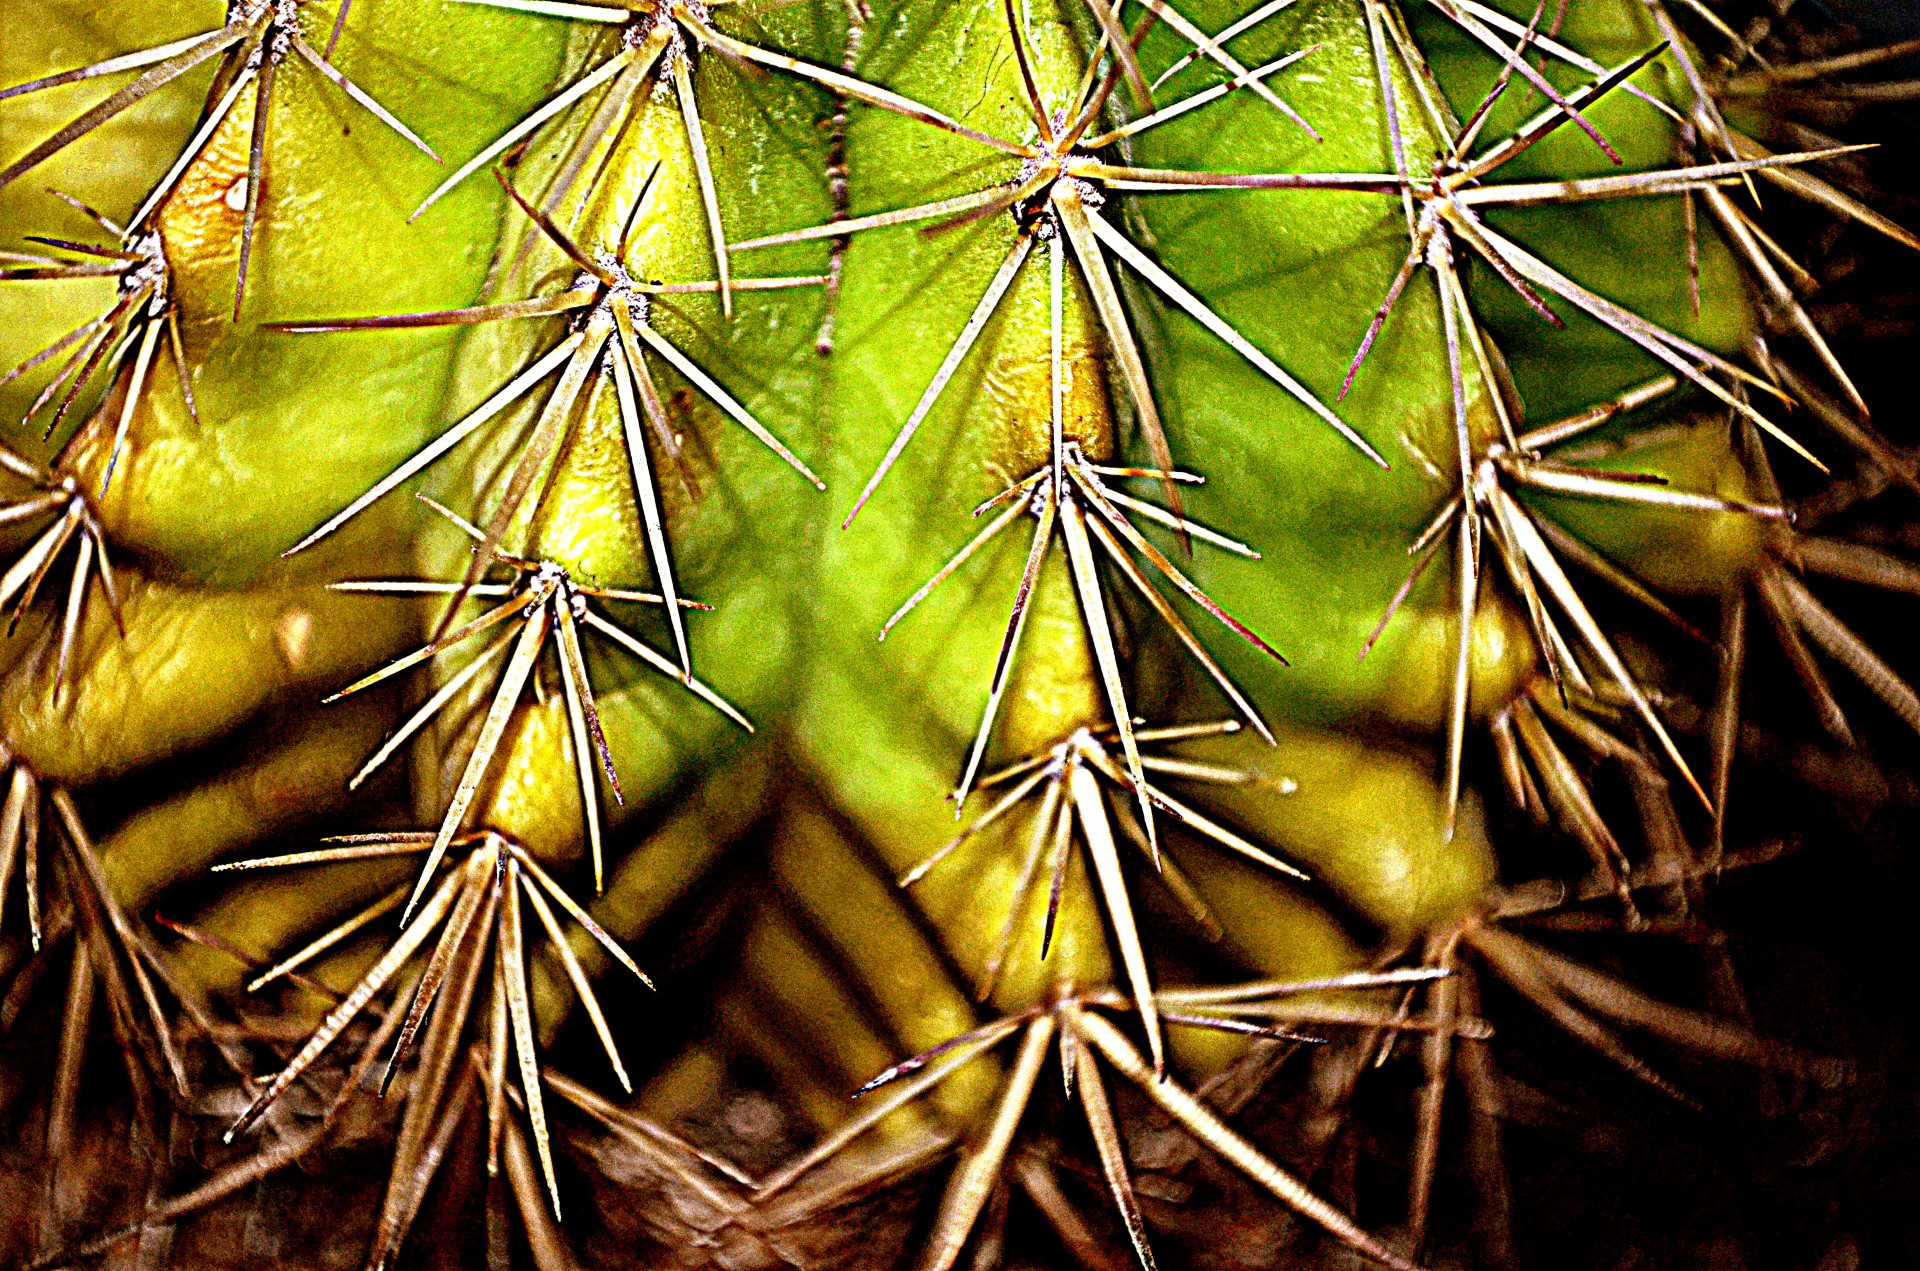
[272,174,828,684]
[0,442,121,701]
[0,0,444,317]
[213,831,647,1220]
[324,540,750,910]
[3,3,568,584]
[0,212,189,476]
[0,0,1917,1266]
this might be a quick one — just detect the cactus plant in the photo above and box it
[2,0,1917,1267]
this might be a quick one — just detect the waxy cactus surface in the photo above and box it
[2,0,1919,1267]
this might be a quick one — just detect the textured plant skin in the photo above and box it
[0,0,1908,1265]
[0,3,218,430]
[790,0,1505,1016]
[6,2,569,578]
[1135,0,1761,716]
[0,0,1718,933]
[0,0,574,829]
[407,15,834,866]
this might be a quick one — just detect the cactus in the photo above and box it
[1,0,1916,1266]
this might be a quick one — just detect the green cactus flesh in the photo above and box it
[0,0,1910,1266]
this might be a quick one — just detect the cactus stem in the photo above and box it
[2,3,443,314]
[731,22,1392,518]
[895,447,1278,835]
[321,552,747,910]
[3,0,1912,1256]
[841,989,1431,1271]
[903,719,1308,1043]
[3,225,184,454]
[1371,368,1782,830]
[278,177,821,661]
[0,449,124,694]
[221,828,648,1237]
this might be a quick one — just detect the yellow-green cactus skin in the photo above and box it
[0,0,1912,1266]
